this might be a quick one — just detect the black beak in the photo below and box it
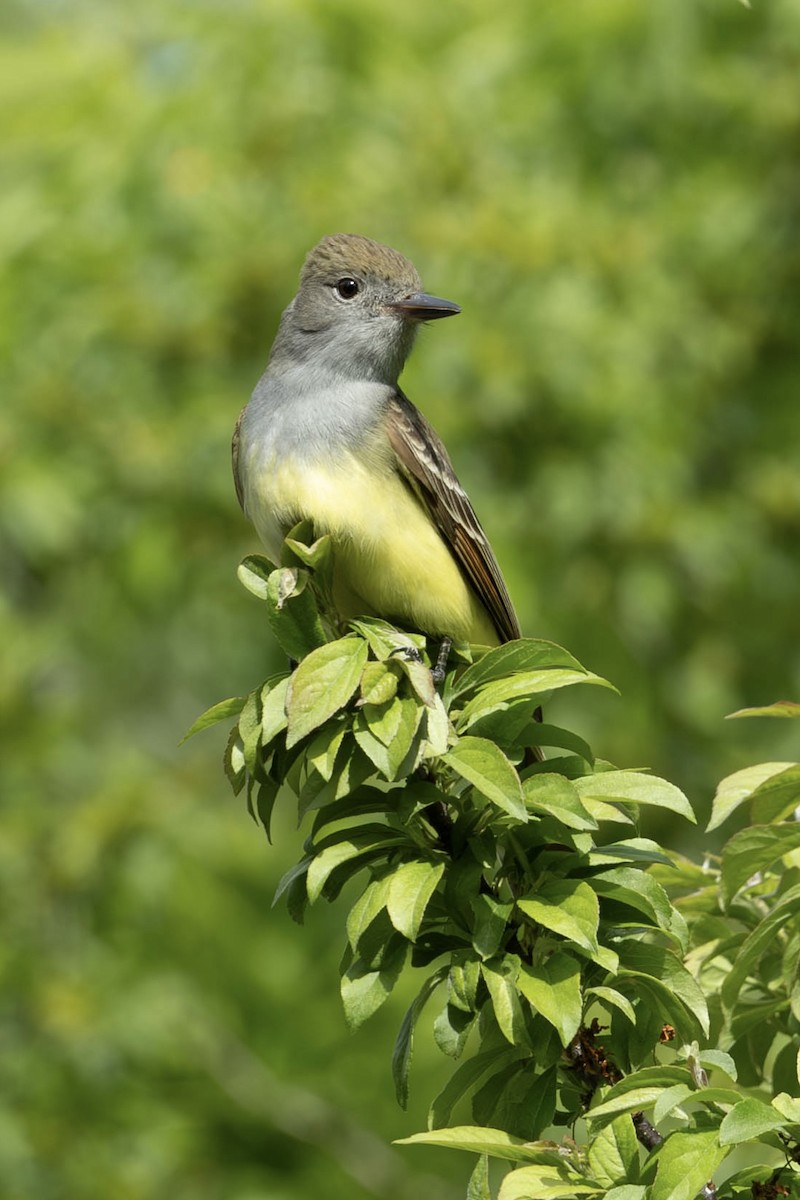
[388,292,461,321]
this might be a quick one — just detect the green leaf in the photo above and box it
[421,692,451,758]
[482,958,528,1047]
[428,1048,524,1129]
[236,553,274,599]
[264,566,328,659]
[726,701,800,720]
[387,859,445,942]
[458,670,615,727]
[397,1126,571,1164]
[708,762,799,831]
[586,986,636,1024]
[349,618,426,662]
[573,771,695,824]
[772,1092,800,1123]
[472,895,513,960]
[341,941,407,1031]
[224,727,246,795]
[444,737,527,822]
[580,797,634,825]
[721,825,800,902]
[181,695,246,743]
[498,1167,602,1199]
[282,523,333,571]
[750,764,800,824]
[588,839,675,868]
[361,693,419,747]
[346,876,391,952]
[285,636,368,747]
[467,1155,491,1200]
[694,1087,746,1107]
[517,879,599,955]
[516,954,582,1046]
[473,1063,557,1142]
[394,653,438,707]
[587,1113,639,1187]
[647,1131,726,1200]
[305,722,346,782]
[307,827,403,903]
[616,942,709,1038]
[451,639,589,699]
[354,697,423,780]
[272,858,311,909]
[392,967,447,1108]
[359,660,399,706]
[604,1188,645,1200]
[719,1097,786,1146]
[587,1067,693,1126]
[522,774,597,830]
[261,676,290,745]
[449,957,482,1013]
[721,883,800,1007]
[652,1084,692,1125]
[255,776,279,841]
[525,723,595,764]
[464,699,545,753]
[433,1001,475,1059]
[694,1049,737,1081]
[591,867,674,932]
[237,687,262,774]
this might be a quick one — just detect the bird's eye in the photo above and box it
[334,276,360,300]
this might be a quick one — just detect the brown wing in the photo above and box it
[386,390,521,643]
[231,406,246,511]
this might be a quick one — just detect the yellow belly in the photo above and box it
[245,448,496,644]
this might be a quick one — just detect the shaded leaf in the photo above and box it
[517,879,599,955]
[392,966,447,1108]
[721,826,800,902]
[472,895,513,960]
[428,1048,524,1129]
[265,565,328,659]
[307,827,403,903]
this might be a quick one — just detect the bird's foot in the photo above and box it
[432,636,452,684]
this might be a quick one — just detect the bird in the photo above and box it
[232,233,521,651]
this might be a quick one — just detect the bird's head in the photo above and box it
[274,233,461,384]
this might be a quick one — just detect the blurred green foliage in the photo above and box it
[2,0,799,1195]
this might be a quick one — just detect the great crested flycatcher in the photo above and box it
[232,233,520,647]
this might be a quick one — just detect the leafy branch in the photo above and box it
[189,527,800,1200]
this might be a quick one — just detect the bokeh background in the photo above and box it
[3,0,800,1195]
